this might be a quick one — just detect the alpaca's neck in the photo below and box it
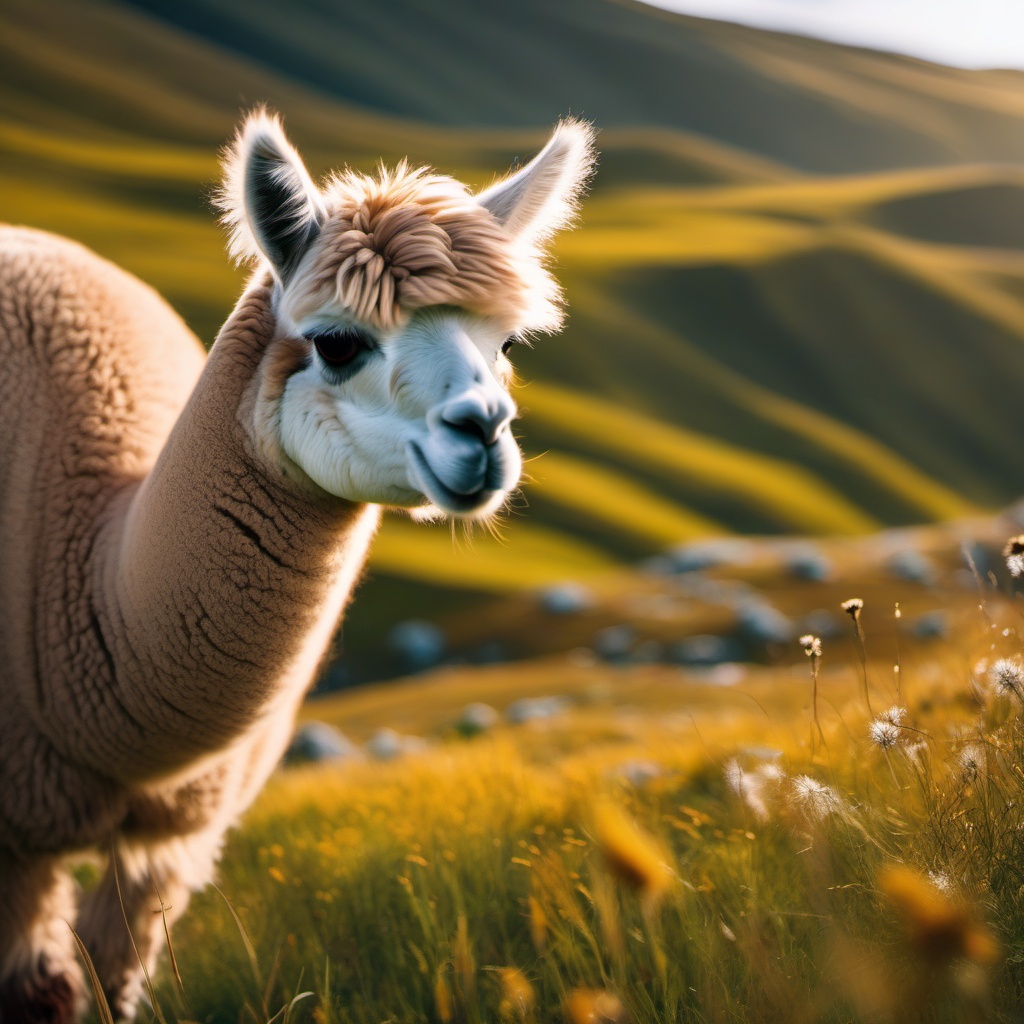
[82,281,379,780]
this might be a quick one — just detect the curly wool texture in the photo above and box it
[295,164,542,331]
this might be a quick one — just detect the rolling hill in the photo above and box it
[3,0,1024,679]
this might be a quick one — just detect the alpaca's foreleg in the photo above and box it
[0,856,85,1024]
[75,833,221,1022]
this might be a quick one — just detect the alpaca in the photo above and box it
[0,110,595,1023]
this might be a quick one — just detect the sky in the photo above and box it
[644,0,1024,70]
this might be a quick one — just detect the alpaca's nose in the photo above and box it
[440,390,515,446]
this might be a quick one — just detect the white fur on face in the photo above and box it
[276,307,521,518]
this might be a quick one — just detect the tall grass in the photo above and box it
[116,579,1024,1023]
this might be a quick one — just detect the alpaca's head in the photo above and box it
[218,110,595,518]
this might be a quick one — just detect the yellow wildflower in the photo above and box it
[565,989,629,1024]
[878,865,998,968]
[593,802,673,908]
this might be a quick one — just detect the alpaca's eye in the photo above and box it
[501,338,517,356]
[311,329,370,368]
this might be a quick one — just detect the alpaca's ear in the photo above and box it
[477,119,596,245]
[217,110,325,283]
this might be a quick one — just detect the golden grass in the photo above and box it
[149,582,1024,1022]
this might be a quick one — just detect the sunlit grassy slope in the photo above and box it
[146,524,1024,1023]
[4,0,1024,610]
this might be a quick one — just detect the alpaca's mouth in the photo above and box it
[406,440,502,515]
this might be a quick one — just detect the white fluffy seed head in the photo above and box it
[799,634,822,658]
[958,743,984,781]
[789,775,841,821]
[869,719,901,750]
[724,760,787,822]
[990,657,1024,699]
[879,706,907,726]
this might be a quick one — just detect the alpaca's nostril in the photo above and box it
[440,394,511,446]
[445,414,490,444]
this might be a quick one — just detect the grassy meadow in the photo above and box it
[129,523,1024,1023]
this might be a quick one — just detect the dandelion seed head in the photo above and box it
[799,634,822,658]
[958,744,983,781]
[878,705,907,726]
[869,719,901,750]
[724,759,743,795]
[1005,537,1024,577]
[790,775,841,820]
[756,762,786,784]
[1003,535,1024,559]
[724,760,784,822]
[841,598,864,616]
[989,657,1024,698]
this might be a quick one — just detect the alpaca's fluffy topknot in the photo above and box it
[296,164,550,332]
[218,111,572,334]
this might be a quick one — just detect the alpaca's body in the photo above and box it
[0,226,379,1019]
[0,112,594,1023]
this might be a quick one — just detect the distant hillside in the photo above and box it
[4,0,1024,676]
[114,0,1024,174]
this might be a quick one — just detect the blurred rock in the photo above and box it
[366,727,402,761]
[389,620,445,671]
[671,634,744,667]
[471,641,508,665]
[456,702,500,737]
[638,555,673,577]
[594,624,636,661]
[365,727,426,761]
[735,600,795,645]
[799,608,843,640]
[886,550,937,587]
[784,544,832,582]
[613,759,665,787]
[700,663,746,686]
[674,574,757,605]
[504,696,569,724]
[666,538,752,573]
[284,721,362,766]
[538,581,596,615]
[912,610,948,640]
[630,639,663,664]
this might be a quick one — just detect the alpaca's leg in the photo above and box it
[75,833,221,1022]
[0,856,85,1024]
